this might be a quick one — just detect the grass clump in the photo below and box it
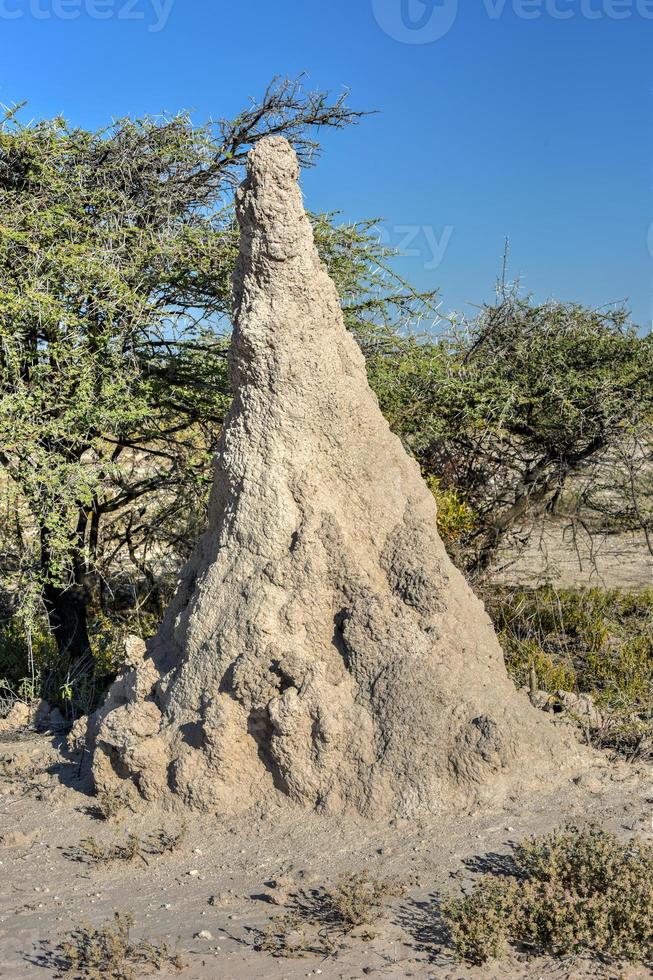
[501,637,577,693]
[78,834,141,866]
[323,870,402,933]
[426,475,477,546]
[443,824,653,966]
[256,912,321,959]
[488,586,653,758]
[54,911,183,979]
[93,786,131,821]
[73,824,186,866]
[255,871,402,958]
[0,609,159,722]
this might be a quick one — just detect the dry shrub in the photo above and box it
[56,911,183,978]
[255,871,402,958]
[323,871,403,932]
[443,824,653,966]
[94,787,129,821]
[146,823,186,856]
[74,824,186,866]
[78,834,141,865]
[257,911,321,959]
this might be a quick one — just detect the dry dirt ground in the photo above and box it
[0,728,650,980]
[495,524,653,590]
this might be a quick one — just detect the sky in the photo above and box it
[0,0,651,328]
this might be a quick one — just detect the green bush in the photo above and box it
[488,586,653,756]
[0,608,158,720]
[443,825,653,966]
[0,617,56,695]
[426,475,477,545]
[499,636,576,693]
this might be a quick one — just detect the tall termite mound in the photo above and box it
[90,137,580,817]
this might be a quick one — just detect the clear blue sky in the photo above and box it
[1,0,651,327]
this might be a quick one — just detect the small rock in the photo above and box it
[528,690,554,712]
[67,716,88,753]
[0,701,30,732]
[208,893,230,907]
[194,930,213,940]
[47,707,66,730]
[555,690,603,727]
[1,830,34,848]
[123,635,147,668]
[187,869,200,877]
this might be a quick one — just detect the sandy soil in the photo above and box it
[495,524,653,590]
[0,728,650,979]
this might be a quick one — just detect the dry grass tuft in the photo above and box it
[72,824,186,867]
[94,787,129,822]
[54,911,183,978]
[322,871,403,933]
[255,871,403,958]
[78,834,141,865]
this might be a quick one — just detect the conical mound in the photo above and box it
[90,137,581,818]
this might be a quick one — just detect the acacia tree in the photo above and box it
[0,80,433,659]
[366,292,653,578]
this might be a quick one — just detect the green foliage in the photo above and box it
[489,586,653,757]
[0,108,231,650]
[89,610,158,676]
[442,876,517,963]
[491,586,653,703]
[443,824,653,966]
[0,607,156,718]
[426,475,477,545]
[364,295,652,575]
[500,637,576,693]
[0,616,55,693]
[0,89,435,659]
[587,630,653,706]
[310,213,434,336]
